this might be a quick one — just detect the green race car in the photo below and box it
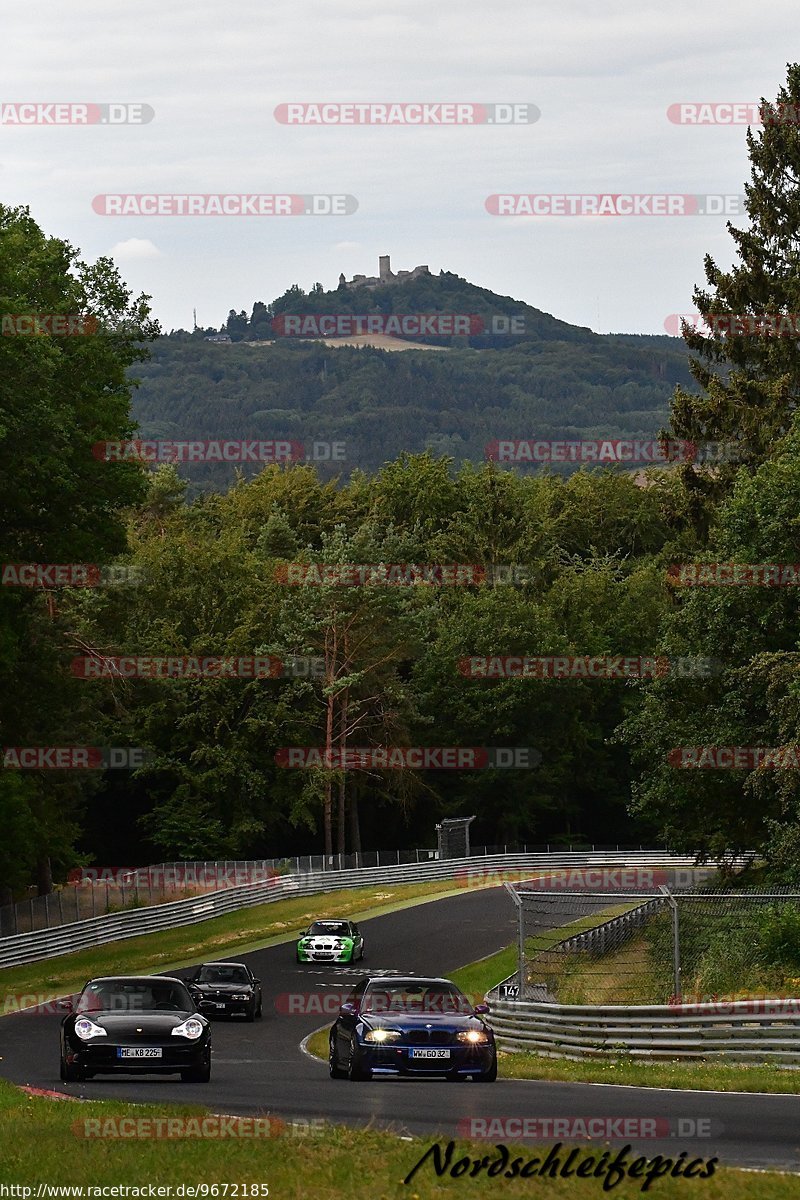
[296,919,365,964]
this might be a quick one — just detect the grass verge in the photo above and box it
[1,1077,797,1196]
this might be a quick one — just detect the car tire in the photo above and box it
[255,998,263,1019]
[245,1003,256,1023]
[60,1056,84,1083]
[347,1040,371,1082]
[181,1062,211,1083]
[474,1058,498,1082]
[329,1038,347,1079]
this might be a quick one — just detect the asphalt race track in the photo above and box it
[1,886,799,1172]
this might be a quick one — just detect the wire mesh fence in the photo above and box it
[509,880,800,1006]
[0,844,668,938]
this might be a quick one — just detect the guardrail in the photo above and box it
[557,896,667,957]
[0,851,706,970]
[485,995,800,1064]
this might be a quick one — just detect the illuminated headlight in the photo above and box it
[74,1017,107,1041]
[231,994,249,1000]
[457,1030,489,1044]
[172,1017,205,1040]
[364,1029,401,1043]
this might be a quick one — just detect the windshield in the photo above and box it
[362,983,472,1015]
[195,965,250,985]
[308,921,350,936]
[78,980,192,1013]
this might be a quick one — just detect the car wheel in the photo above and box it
[181,1062,211,1082]
[474,1058,498,1082]
[245,1003,256,1023]
[60,1056,84,1083]
[329,1037,347,1079]
[347,1039,371,1082]
[255,998,263,1019]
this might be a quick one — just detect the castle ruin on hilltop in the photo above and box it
[338,255,431,291]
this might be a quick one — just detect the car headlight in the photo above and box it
[231,994,249,1000]
[364,1028,401,1043]
[457,1030,490,1044]
[172,1017,205,1040]
[74,1017,107,1041]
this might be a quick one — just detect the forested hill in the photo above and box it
[132,271,694,490]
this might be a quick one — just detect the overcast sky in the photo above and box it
[3,2,798,335]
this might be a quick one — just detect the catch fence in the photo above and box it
[505,882,800,1005]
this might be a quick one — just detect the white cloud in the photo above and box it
[108,238,162,261]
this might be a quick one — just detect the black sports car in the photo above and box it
[328,976,497,1082]
[186,962,263,1020]
[59,975,211,1083]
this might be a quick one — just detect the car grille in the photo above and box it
[403,1029,458,1046]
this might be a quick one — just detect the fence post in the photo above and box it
[659,885,681,1000]
[504,883,525,1000]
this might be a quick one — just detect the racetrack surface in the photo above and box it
[1,885,799,1171]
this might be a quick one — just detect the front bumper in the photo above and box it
[297,947,353,962]
[359,1042,496,1076]
[64,1037,210,1075]
[194,997,255,1016]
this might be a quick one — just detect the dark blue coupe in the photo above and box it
[328,976,497,1082]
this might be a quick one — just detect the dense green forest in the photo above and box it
[132,275,693,490]
[4,66,800,894]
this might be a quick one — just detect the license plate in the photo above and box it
[117,1047,163,1058]
[410,1048,450,1059]
[213,1002,226,1009]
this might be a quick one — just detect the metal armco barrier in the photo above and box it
[558,897,666,955]
[485,995,800,1064]
[0,852,707,969]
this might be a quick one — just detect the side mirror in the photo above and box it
[339,1001,358,1016]
[473,1003,490,1015]
[56,997,74,1013]
[253,978,261,985]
